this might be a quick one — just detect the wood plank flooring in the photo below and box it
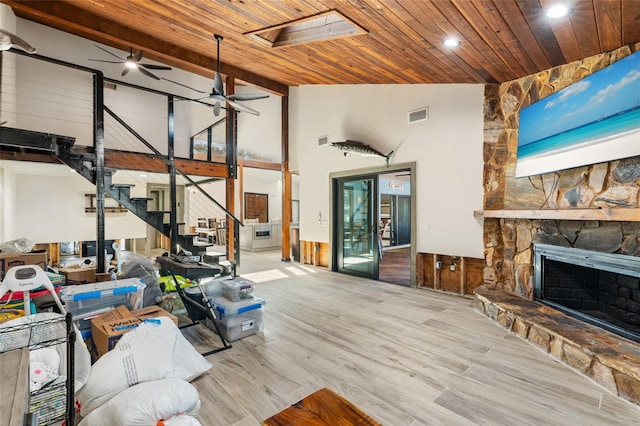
[181,249,640,425]
[378,246,411,286]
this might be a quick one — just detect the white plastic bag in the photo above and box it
[0,236,34,253]
[78,378,200,426]
[163,415,202,425]
[76,317,211,416]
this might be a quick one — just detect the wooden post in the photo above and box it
[225,77,236,263]
[460,256,467,295]
[281,95,292,262]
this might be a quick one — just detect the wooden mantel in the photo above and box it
[475,208,640,222]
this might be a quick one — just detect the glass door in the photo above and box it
[334,176,378,279]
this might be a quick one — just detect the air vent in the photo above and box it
[104,82,117,91]
[318,135,329,148]
[408,107,428,124]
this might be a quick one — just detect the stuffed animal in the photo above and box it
[29,347,60,392]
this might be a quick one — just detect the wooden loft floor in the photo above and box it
[175,249,640,425]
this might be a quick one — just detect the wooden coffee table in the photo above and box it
[262,387,381,425]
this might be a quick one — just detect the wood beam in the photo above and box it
[281,95,291,261]
[4,0,289,96]
[103,150,228,177]
[236,158,282,171]
[0,150,61,163]
[0,148,229,178]
[476,209,640,222]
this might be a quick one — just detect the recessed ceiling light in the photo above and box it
[444,38,460,47]
[139,173,147,178]
[546,4,568,18]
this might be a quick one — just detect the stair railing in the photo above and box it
[4,49,243,267]
[104,105,243,264]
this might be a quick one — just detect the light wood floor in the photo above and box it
[181,249,640,425]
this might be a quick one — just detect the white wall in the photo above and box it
[290,84,485,258]
[237,86,282,161]
[0,166,17,243]
[1,163,147,244]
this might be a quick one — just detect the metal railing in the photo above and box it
[2,49,242,266]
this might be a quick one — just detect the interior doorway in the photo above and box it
[332,165,415,286]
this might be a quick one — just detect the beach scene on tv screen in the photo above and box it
[516,50,640,177]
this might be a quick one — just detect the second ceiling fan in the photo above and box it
[200,34,269,116]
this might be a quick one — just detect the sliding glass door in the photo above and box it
[334,176,378,279]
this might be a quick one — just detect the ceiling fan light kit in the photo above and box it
[89,45,171,80]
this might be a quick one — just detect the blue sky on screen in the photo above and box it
[519,50,640,147]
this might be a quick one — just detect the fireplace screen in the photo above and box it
[534,244,640,342]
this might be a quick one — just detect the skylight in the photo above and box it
[245,10,367,48]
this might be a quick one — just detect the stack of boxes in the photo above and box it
[207,277,265,342]
[60,278,146,338]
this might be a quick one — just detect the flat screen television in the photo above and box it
[516,50,640,177]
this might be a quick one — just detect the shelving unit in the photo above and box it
[0,314,75,426]
[85,193,128,213]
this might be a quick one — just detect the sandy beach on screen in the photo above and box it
[516,127,640,177]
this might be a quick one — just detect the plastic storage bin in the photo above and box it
[182,277,224,321]
[221,277,255,302]
[60,278,145,332]
[208,296,265,342]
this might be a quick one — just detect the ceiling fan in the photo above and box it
[199,34,269,116]
[89,45,172,80]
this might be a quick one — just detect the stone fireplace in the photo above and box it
[479,42,640,406]
[534,243,640,343]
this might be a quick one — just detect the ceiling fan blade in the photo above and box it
[227,100,261,116]
[227,93,270,101]
[139,67,160,80]
[121,67,130,77]
[88,59,123,64]
[161,78,208,93]
[212,72,224,96]
[142,64,172,70]
[133,49,144,62]
[0,29,35,53]
[213,102,221,117]
[209,94,227,103]
[94,44,125,61]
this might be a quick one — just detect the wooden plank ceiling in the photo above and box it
[3,0,640,93]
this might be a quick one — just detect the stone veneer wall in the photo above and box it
[482,42,640,299]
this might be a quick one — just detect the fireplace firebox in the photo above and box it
[533,243,640,343]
